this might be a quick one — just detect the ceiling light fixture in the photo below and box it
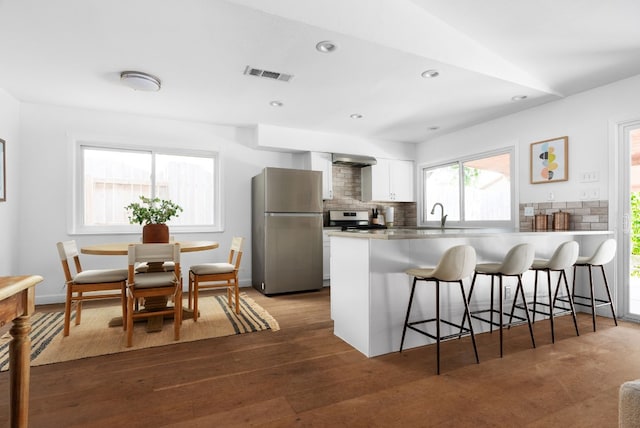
[270,100,283,107]
[350,113,363,119]
[511,95,528,101]
[120,71,161,91]
[421,69,439,78]
[316,41,337,53]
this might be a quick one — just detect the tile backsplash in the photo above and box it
[321,165,607,231]
[323,165,417,226]
[519,200,609,231]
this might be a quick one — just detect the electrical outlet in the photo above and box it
[524,206,534,216]
[504,286,511,300]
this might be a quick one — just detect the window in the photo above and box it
[75,144,220,234]
[421,149,514,227]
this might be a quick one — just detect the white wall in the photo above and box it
[417,73,640,205]
[16,103,297,304]
[0,89,20,275]
[14,102,413,304]
[254,123,416,160]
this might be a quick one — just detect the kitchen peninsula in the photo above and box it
[328,228,613,358]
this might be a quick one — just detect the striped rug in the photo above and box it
[0,292,279,371]
[0,311,70,371]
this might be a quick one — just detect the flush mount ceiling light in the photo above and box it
[511,95,528,101]
[350,113,363,119]
[421,69,440,78]
[269,100,283,107]
[120,71,161,91]
[316,40,337,53]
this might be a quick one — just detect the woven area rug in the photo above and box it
[0,292,279,371]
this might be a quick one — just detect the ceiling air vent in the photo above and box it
[244,66,293,82]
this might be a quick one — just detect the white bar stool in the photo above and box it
[563,238,617,331]
[466,243,536,357]
[513,240,580,343]
[400,245,479,374]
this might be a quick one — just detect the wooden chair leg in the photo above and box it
[193,277,199,322]
[234,280,240,314]
[76,292,83,326]
[187,273,193,310]
[121,283,127,331]
[174,289,182,341]
[63,286,72,337]
[126,294,134,348]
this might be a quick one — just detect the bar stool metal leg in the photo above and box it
[569,263,619,332]
[564,238,617,332]
[471,243,536,357]
[401,245,478,375]
[400,278,417,352]
[460,279,479,365]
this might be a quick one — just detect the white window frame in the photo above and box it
[70,139,222,235]
[418,147,516,229]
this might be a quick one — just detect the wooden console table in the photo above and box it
[0,275,43,428]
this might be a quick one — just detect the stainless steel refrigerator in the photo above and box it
[252,167,324,295]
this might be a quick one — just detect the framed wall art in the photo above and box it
[0,139,5,201]
[530,136,568,184]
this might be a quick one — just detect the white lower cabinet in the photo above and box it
[323,230,331,280]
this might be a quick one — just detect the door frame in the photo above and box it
[613,117,640,321]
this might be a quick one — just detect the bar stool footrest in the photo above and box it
[556,294,613,309]
[470,309,527,328]
[406,318,473,342]
[513,302,573,318]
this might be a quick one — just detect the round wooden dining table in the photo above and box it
[80,240,218,255]
[80,240,219,332]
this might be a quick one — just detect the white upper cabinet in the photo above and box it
[362,158,415,202]
[303,152,333,200]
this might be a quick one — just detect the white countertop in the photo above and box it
[327,227,613,240]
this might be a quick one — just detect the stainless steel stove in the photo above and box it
[328,210,387,231]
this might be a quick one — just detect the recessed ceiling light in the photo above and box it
[316,41,337,53]
[427,126,440,131]
[350,113,363,119]
[270,100,283,107]
[511,95,528,101]
[421,69,439,78]
[120,71,161,91]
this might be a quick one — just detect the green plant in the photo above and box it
[125,196,183,225]
[631,192,640,277]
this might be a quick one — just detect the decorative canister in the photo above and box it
[534,214,548,231]
[552,210,570,231]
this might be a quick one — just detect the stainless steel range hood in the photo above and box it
[332,153,377,167]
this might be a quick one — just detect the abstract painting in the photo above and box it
[530,136,568,184]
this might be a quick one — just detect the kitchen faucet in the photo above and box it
[430,202,447,228]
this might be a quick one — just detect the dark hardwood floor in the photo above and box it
[1,287,639,427]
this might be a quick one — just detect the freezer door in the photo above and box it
[264,168,322,213]
[263,214,323,294]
